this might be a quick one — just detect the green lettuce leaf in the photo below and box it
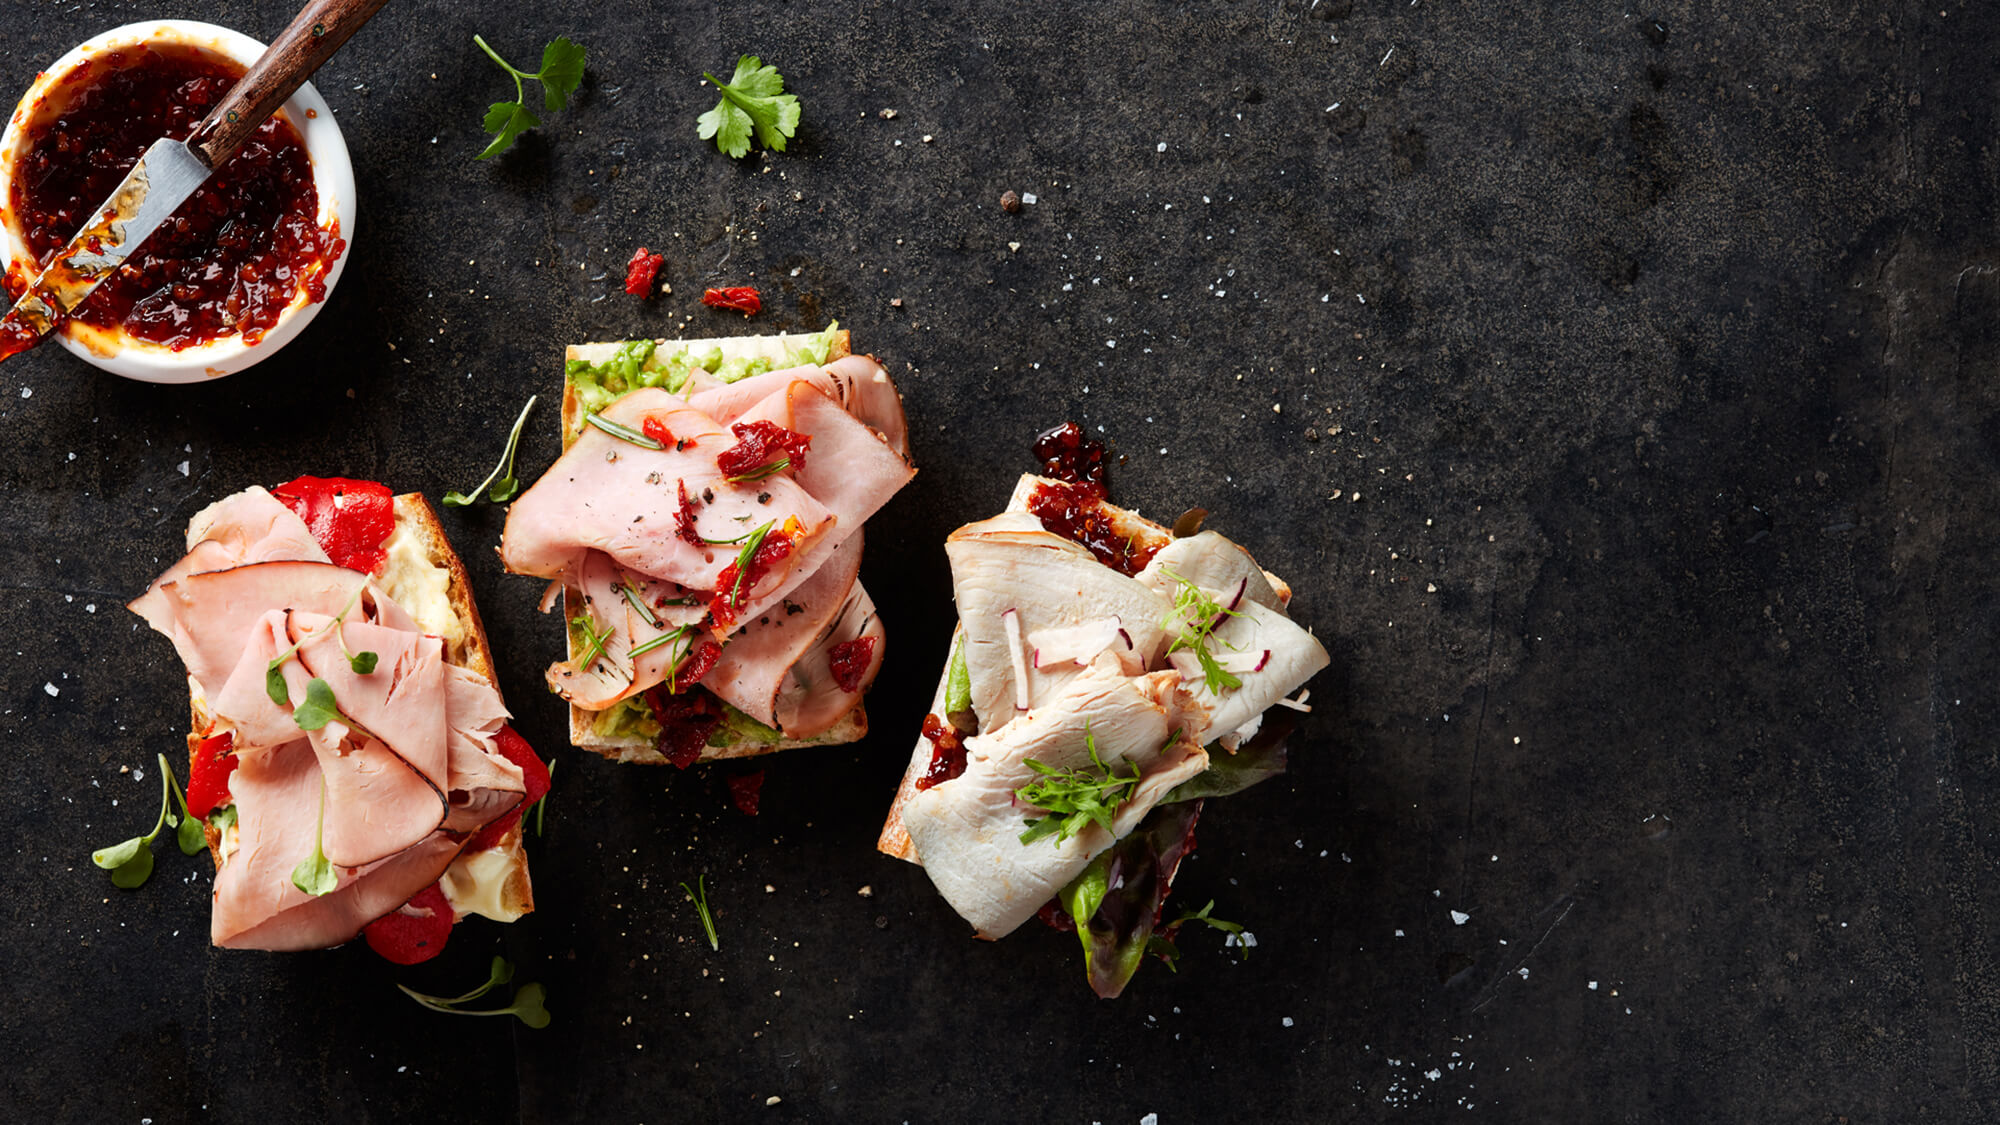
[1057,799,1203,998]
[1164,711,1295,803]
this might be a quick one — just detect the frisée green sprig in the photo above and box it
[473,35,586,159]
[1161,570,1243,695]
[1015,722,1145,845]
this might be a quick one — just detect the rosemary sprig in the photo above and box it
[584,411,666,450]
[681,874,720,951]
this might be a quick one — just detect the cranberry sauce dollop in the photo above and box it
[1032,421,1108,492]
[1026,420,1157,575]
[9,45,341,349]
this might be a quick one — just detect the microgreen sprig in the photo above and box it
[681,874,720,951]
[1162,569,1243,695]
[1016,722,1144,846]
[92,753,204,888]
[266,583,369,704]
[473,35,586,160]
[445,394,538,506]
[289,776,338,896]
[399,955,552,1029]
[1171,899,1251,962]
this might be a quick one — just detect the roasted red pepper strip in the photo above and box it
[465,725,551,851]
[716,420,810,479]
[827,636,877,694]
[641,416,675,447]
[272,476,395,575]
[185,731,236,819]
[727,770,765,817]
[701,286,761,316]
[363,883,455,965]
[625,247,665,297]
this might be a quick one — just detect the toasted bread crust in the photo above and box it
[556,330,873,764]
[188,488,533,921]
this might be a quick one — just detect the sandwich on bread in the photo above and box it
[878,424,1329,996]
[129,476,548,961]
[499,325,914,765]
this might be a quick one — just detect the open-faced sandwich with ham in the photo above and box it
[877,423,1329,997]
[499,324,914,766]
[129,477,549,961]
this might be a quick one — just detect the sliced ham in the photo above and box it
[902,655,1211,939]
[687,355,910,459]
[212,738,464,951]
[500,390,834,593]
[705,531,864,726]
[130,560,368,700]
[773,581,884,738]
[441,666,526,833]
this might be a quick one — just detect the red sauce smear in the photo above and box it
[186,730,236,819]
[11,44,342,350]
[1033,421,1108,492]
[716,420,810,479]
[645,686,722,768]
[828,636,876,694]
[625,246,664,297]
[915,713,967,791]
[362,883,455,965]
[727,770,765,816]
[1027,480,1159,577]
[701,286,761,316]
[272,476,395,574]
[465,725,551,851]
[709,524,796,630]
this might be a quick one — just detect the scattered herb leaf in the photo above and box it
[92,753,190,887]
[473,35,585,159]
[681,874,720,951]
[1171,899,1251,961]
[444,395,539,506]
[697,55,801,159]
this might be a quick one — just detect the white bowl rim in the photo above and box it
[0,19,356,384]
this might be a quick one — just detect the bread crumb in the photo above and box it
[766,1095,782,1106]
[857,885,874,897]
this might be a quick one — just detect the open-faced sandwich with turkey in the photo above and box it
[877,424,1328,997]
[499,325,914,766]
[128,477,549,962]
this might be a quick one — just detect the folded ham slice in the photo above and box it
[903,655,1211,939]
[133,489,528,953]
[504,354,913,745]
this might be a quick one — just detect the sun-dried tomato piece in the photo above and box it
[670,640,723,694]
[827,635,877,694]
[362,883,455,965]
[716,420,811,479]
[701,285,761,315]
[641,416,675,447]
[675,480,706,548]
[727,770,765,816]
[272,476,395,574]
[646,686,722,769]
[708,526,796,629]
[625,247,665,297]
[186,731,237,819]
[465,725,550,851]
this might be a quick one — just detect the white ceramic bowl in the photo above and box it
[0,19,355,383]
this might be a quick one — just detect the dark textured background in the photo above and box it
[2,0,1996,1121]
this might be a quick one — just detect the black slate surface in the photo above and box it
[4,0,1998,1121]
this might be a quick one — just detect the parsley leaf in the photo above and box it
[473,35,586,159]
[445,394,538,506]
[1016,722,1144,845]
[399,956,552,1029]
[697,55,801,159]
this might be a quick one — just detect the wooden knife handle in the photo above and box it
[186,0,392,168]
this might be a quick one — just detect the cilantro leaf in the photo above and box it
[698,55,800,159]
[445,395,538,507]
[473,35,586,159]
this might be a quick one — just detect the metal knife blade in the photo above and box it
[0,138,212,361]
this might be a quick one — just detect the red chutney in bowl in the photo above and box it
[6,43,342,351]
